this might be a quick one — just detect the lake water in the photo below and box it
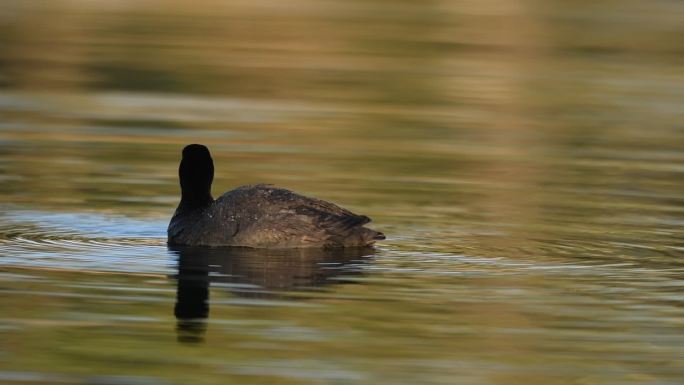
[1,1,683,384]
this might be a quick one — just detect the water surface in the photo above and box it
[1,1,683,384]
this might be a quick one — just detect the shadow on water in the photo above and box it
[169,245,375,343]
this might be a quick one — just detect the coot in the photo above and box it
[168,144,384,248]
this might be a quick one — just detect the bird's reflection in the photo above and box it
[170,245,375,343]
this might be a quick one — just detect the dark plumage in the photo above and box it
[168,144,385,248]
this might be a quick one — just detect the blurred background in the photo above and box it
[0,0,683,384]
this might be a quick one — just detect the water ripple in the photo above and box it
[0,208,170,274]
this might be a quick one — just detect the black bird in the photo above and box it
[168,144,384,248]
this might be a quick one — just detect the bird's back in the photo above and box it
[168,184,384,248]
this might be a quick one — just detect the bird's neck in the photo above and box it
[179,188,214,210]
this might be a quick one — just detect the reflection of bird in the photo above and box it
[168,144,384,248]
[171,245,374,343]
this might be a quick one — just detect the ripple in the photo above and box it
[1,208,166,239]
[0,208,170,274]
